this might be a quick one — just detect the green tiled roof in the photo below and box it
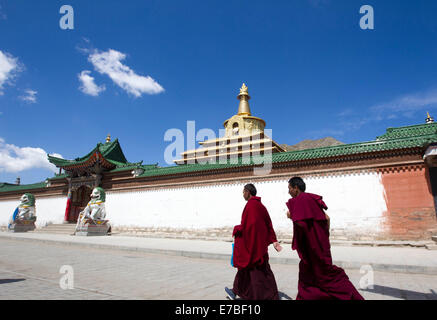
[47,173,69,181]
[108,162,159,173]
[134,123,437,178]
[0,182,47,193]
[377,123,437,140]
[46,138,161,177]
[48,139,129,168]
[2,123,436,193]
[138,160,247,177]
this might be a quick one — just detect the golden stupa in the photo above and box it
[174,84,285,165]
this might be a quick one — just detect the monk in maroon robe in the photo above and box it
[231,184,282,300]
[286,177,364,300]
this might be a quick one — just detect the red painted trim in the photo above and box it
[64,192,72,222]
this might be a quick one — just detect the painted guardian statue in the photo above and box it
[75,187,111,236]
[8,193,37,232]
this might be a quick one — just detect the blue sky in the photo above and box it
[1,0,437,184]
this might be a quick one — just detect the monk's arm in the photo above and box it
[295,220,306,228]
[232,225,243,237]
[265,212,283,252]
[233,208,248,238]
[292,220,311,263]
[265,213,278,244]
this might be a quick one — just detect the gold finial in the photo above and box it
[426,112,434,124]
[237,83,251,116]
[106,134,111,143]
[240,83,249,95]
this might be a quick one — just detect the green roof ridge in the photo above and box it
[47,173,69,181]
[0,181,47,193]
[133,123,437,178]
[48,138,130,168]
[377,123,437,140]
[3,123,436,194]
[99,138,128,163]
[109,162,159,173]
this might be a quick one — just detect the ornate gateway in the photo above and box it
[47,135,144,224]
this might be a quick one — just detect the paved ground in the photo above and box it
[2,232,437,275]
[0,238,437,300]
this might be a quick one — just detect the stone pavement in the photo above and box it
[0,271,121,300]
[0,237,437,300]
[0,231,437,275]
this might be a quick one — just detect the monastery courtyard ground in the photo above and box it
[0,237,436,300]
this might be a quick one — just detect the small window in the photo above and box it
[232,123,239,135]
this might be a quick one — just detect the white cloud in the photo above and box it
[370,88,437,118]
[76,38,92,55]
[88,49,164,97]
[19,89,37,103]
[0,50,20,95]
[0,138,62,173]
[0,5,6,20]
[78,70,105,96]
[319,88,437,137]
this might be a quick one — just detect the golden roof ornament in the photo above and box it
[106,134,111,143]
[426,112,434,124]
[237,83,251,116]
[240,83,249,96]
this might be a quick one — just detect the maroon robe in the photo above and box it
[286,192,364,300]
[232,196,279,300]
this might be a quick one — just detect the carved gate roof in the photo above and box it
[47,138,132,171]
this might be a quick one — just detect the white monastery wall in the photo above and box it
[0,196,67,228]
[0,200,18,226]
[106,171,387,236]
[0,171,387,237]
[34,196,67,227]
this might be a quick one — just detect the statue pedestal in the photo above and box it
[75,222,110,236]
[9,219,36,233]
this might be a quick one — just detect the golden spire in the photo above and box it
[426,112,434,124]
[106,134,111,143]
[237,83,251,116]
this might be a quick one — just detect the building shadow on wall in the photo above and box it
[0,278,26,285]
[362,284,437,300]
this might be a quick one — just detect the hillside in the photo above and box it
[280,137,344,152]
